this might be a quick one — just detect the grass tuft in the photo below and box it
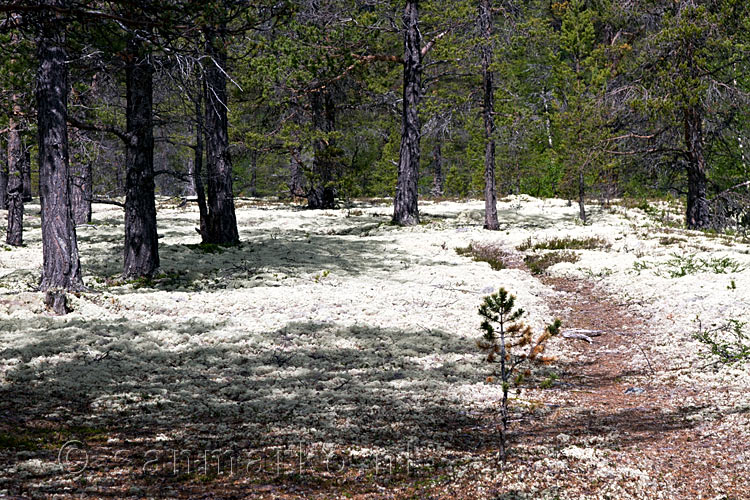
[524,251,579,275]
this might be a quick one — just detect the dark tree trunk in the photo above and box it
[307,90,336,209]
[0,137,7,209]
[578,167,587,223]
[37,9,83,292]
[22,145,32,201]
[684,106,709,229]
[123,38,159,278]
[392,0,421,226]
[194,84,208,238]
[6,112,24,246]
[430,137,443,197]
[479,0,499,230]
[203,26,239,244]
[70,149,92,225]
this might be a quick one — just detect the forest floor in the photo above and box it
[0,196,749,499]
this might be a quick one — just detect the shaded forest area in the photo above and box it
[0,0,749,293]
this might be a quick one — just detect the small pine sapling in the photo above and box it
[477,288,562,460]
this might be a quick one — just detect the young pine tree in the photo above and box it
[478,288,561,460]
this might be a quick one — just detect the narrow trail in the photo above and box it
[516,273,749,497]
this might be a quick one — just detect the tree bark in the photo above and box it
[307,90,336,209]
[684,105,709,229]
[37,5,83,292]
[0,137,6,210]
[6,108,24,246]
[123,38,159,278]
[194,83,208,238]
[203,26,239,244]
[392,0,421,226]
[22,145,32,201]
[479,0,499,230]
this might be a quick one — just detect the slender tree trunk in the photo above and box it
[480,0,499,230]
[6,109,24,246]
[578,167,587,223]
[392,0,422,226]
[194,84,208,238]
[0,137,7,209]
[203,26,239,244]
[430,137,443,197]
[22,145,32,201]
[123,38,159,278]
[684,106,709,229]
[37,6,83,294]
[308,90,336,209]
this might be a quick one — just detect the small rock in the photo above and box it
[624,387,645,395]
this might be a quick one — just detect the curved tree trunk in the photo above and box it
[204,26,239,244]
[37,6,83,293]
[6,110,24,247]
[308,90,337,209]
[479,0,499,230]
[392,0,421,226]
[123,38,159,278]
[684,106,709,229]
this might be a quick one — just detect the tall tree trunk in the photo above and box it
[203,26,239,244]
[0,137,7,209]
[430,137,443,197]
[479,0,499,230]
[37,6,83,293]
[22,145,32,201]
[392,0,421,226]
[684,106,709,229]
[6,107,24,247]
[194,84,208,238]
[308,90,336,209]
[123,38,159,278]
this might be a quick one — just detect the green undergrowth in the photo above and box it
[633,253,746,277]
[524,251,580,275]
[517,236,610,252]
[455,243,508,270]
[0,425,109,451]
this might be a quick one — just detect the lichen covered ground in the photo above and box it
[0,196,748,498]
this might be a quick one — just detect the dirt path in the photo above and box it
[511,274,749,498]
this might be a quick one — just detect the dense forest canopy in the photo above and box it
[0,0,749,293]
